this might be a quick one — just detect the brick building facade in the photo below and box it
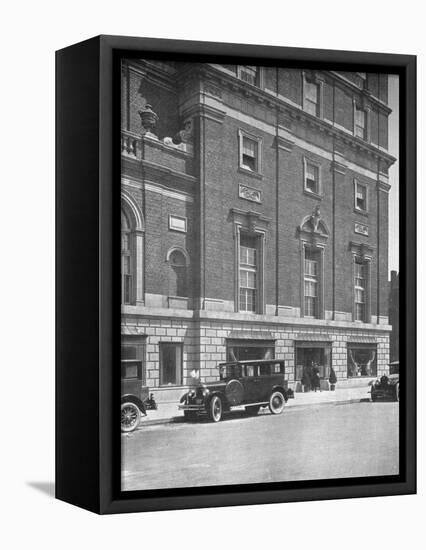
[121,60,396,402]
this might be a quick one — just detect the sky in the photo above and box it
[388,75,399,275]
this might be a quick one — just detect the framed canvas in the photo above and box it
[56,35,416,514]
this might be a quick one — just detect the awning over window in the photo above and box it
[226,330,275,341]
[294,334,332,343]
[347,336,378,345]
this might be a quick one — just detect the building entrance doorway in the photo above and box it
[227,339,275,361]
[295,343,332,384]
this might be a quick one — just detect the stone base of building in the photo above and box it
[121,308,390,402]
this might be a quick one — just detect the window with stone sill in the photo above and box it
[239,234,258,313]
[168,249,188,298]
[304,78,320,117]
[304,248,320,318]
[354,259,367,322]
[304,159,321,195]
[238,130,262,174]
[238,65,260,87]
[354,180,368,212]
[354,105,366,139]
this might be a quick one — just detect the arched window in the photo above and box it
[121,193,144,306]
[168,249,188,297]
[121,209,134,304]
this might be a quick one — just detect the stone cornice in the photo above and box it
[142,159,196,186]
[330,71,392,115]
[122,155,196,189]
[378,180,391,193]
[202,64,396,169]
[122,306,391,332]
[181,102,226,124]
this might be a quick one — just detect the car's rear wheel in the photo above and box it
[395,383,400,402]
[208,395,223,422]
[245,405,260,416]
[269,391,285,415]
[121,402,141,432]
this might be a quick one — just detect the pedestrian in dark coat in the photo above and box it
[311,363,321,392]
[302,365,312,392]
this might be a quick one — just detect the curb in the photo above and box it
[133,396,368,429]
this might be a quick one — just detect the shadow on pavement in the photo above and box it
[26,481,55,498]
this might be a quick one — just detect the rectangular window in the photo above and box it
[304,79,319,116]
[304,161,320,194]
[355,105,366,139]
[354,180,367,212]
[121,337,145,384]
[238,65,258,86]
[239,234,258,312]
[354,260,367,321]
[238,130,262,174]
[241,136,258,172]
[160,343,183,386]
[347,344,377,377]
[304,249,319,317]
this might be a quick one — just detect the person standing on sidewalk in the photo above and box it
[312,362,321,392]
[302,365,312,392]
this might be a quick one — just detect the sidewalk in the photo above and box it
[137,385,372,427]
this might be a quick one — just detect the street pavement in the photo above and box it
[138,385,373,426]
[121,400,399,491]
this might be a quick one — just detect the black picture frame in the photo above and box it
[56,35,416,514]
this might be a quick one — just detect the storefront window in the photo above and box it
[347,344,377,377]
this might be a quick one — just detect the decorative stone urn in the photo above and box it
[139,104,159,136]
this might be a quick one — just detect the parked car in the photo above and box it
[121,360,157,432]
[370,361,400,402]
[179,360,293,422]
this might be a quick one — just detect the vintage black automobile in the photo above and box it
[370,361,400,402]
[179,359,293,422]
[121,360,157,432]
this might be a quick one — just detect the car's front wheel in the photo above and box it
[269,391,285,415]
[121,402,141,432]
[208,395,223,422]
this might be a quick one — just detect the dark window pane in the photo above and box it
[160,344,182,386]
